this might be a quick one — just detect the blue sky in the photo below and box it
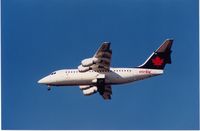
[2,0,199,130]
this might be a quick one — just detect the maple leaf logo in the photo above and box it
[152,56,164,66]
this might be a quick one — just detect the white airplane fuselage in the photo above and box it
[38,39,173,99]
[38,68,163,86]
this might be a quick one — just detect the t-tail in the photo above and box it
[138,39,173,70]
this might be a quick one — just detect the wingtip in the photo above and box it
[103,41,111,45]
[166,38,174,42]
[102,41,111,49]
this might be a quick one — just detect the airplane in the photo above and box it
[38,39,173,100]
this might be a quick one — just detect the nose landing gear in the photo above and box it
[47,85,51,91]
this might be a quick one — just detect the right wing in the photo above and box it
[78,42,112,72]
[92,42,112,70]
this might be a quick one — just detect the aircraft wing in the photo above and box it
[78,42,112,72]
[92,42,112,70]
[80,85,112,100]
[98,85,112,100]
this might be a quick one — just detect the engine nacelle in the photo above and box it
[93,57,100,63]
[82,86,98,96]
[78,65,90,72]
[81,58,94,67]
[79,85,92,90]
[81,58,99,67]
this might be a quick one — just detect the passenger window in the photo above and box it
[51,72,56,75]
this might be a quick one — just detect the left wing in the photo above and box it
[98,85,112,100]
[80,85,112,100]
[78,42,112,72]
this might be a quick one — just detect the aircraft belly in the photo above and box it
[58,73,96,86]
[106,73,134,84]
[105,72,158,85]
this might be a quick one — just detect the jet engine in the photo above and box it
[82,86,98,96]
[81,58,94,67]
[79,85,92,90]
[81,58,99,67]
[78,65,91,72]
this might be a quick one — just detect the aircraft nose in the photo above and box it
[38,76,50,84]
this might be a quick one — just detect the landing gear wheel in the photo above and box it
[47,85,51,91]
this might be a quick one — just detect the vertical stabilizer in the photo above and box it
[138,39,173,70]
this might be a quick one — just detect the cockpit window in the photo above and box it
[50,72,56,75]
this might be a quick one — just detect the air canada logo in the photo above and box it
[152,56,164,66]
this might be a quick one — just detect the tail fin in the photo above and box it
[138,39,173,70]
